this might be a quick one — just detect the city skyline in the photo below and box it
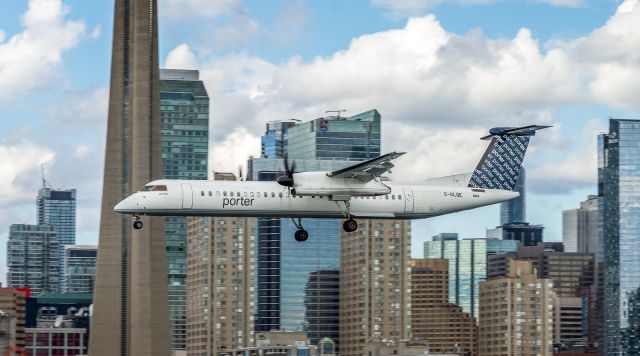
[1,0,639,284]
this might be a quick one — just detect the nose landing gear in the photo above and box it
[343,218,358,232]
[132,215,143,230]
[290,218,308,242]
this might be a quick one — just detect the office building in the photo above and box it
[24,292,92,329]
[599,119,640,355]
[37,187,76,291]
[262,120,297,158]
[185,178,255,356]
[486,222,543,247]
[253,110,382,350]
[224,331,320,355]
[286,109,381,161]
[305,270,340,347]
[25,327,87,355]
[478,260,554,356]
[340,220,411,356]
[366,340,462,356]
[563,195,598,254]
[62,245,96,294]
[7,224,59,294]
[160,68,209,350]
[0,288,28,354]
[90,0,171,354]
[410,259,477,356]
[499,167,525,225]
[554,297,586,348]
[424,234,518,319]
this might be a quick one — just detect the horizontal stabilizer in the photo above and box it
[480,125,552,140]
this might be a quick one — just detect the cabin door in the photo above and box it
[181,183,193,209]
[403,188,414,213]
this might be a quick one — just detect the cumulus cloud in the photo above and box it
[209,127,261,177]
[160,0,245,20]
[168,0,640,194]
[166,44,198,69]
[0,141,55,207]
[0,0,87,103]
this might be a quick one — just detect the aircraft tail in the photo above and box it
[467,125,550,191]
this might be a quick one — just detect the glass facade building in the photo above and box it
[599,119,640,355]
[37,187,76,291]
[63,245,97,294]
[252,109,381,348]
[287,110,381,161]
[159,69,209,350]
[499,167,525,224]
[424,234,518,319]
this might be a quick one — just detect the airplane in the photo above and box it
[114,125,549,242]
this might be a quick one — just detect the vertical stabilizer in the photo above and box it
[468,125,549,191]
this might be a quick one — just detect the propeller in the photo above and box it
[277,154,296,194]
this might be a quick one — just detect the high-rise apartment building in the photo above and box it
[7,224,59,294]
[499,167,525,225]
[159,68,209,350]
[185,211,255,355]
[479,260,554,356]
[599,119,640,355]
[253,109,382,350]
[63,245,97,294]
[340,220,411,356]
[562,195,598,254]
[410,259,477,355]
[424,234,518,319]
[0,288,28,354]
[90,0,171,354]
[37,187,76,291]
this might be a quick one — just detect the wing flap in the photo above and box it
[327,152,405,182]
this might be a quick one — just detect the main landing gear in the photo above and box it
[334,200,358,233]
[291,218,308,242]
[133,215,143,230]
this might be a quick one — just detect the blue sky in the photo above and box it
[1,0,638,281]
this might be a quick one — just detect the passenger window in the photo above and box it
[272,192,276,197]
[243,192,247,197]
[279,192,283,198]
[264,192,267,198]
[236,192,240,197]
[223,191,227,197]
[208,191,212,196]
[201,191,204,196]
[385,195,389,200]
[250,192,254,197]
[392,195,395,200]
[398,195,402,200]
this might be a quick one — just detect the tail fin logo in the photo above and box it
[467,124,552,191]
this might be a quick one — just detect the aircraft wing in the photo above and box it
[326,152,406,182]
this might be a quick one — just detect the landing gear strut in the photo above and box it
[334,199,359,233]
[133,215,143,230]
[290,218,308,242]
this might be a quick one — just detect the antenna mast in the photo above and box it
[41,164,51,189]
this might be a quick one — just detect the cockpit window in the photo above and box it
[139,185,167,192]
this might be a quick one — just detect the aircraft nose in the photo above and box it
[114,195,135,213]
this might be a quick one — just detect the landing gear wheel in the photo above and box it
[343,219,358,232]
[294,229,309,242]
[133,220,143,230]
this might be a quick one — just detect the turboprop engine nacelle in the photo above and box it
[291,172,391,196]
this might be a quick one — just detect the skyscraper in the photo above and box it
[62,245,97,294]
[340,220,411,356]
[186,212,255,354]
[7,224,59,294]
[424,234,518,319]
[90,0,170,354]
[252,109,382,350]
[410,259,477,356]
[599,119,640,355]
[562,195,598,253]
[499,167,525,224]
[486,222,544,246]
[159,68,209,350]
[479,260,554,356]
[37,187,76,291]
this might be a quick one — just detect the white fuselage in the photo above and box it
[114,179,518,220]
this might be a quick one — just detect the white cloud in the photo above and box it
[160,0,245,20]
[209,127,261,178]
[0,0,87,103]
[165,0,640,194]
[165,44,198,69]
[0,141,55,207]
[42,87,109,130]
